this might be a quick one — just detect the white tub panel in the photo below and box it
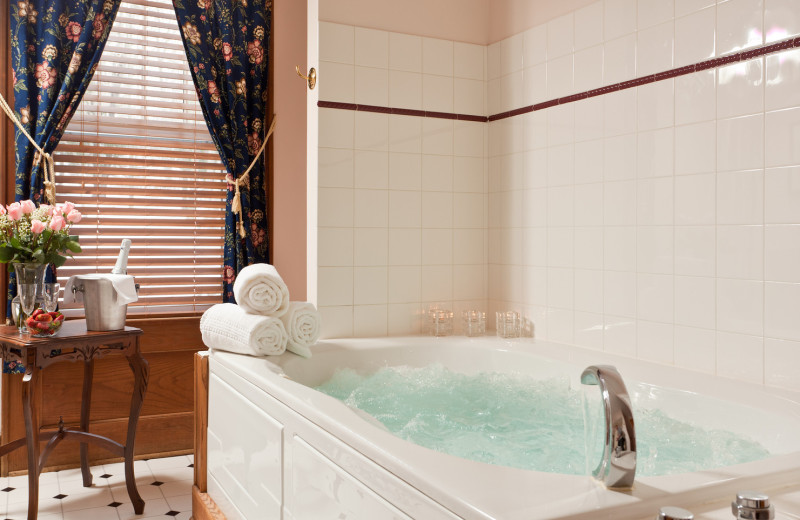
[291,435,413,520]
[207,471,247,520]
[210,355,464,520]
[208,374,283,519]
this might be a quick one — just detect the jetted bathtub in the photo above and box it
[206,336,800,520]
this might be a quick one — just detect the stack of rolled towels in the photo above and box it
[199,264,321,358]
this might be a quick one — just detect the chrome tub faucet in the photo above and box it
[581,365,637,489]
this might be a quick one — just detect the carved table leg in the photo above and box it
[125,343,149,515]
[80,359,95,487]
[22,366,39,520]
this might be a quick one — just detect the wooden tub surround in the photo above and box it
[192,350,226,520]
[0,321,148,520]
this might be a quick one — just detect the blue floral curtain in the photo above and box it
[5,0,121,374]
[11,0,121,201]
[172,0,271,302]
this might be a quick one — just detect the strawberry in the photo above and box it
[48,311,59,318]
[35,321,49,330]
[30,309,44,319]
[35,314,53,323]
[54,314,64,322]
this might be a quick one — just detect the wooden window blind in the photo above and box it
[56,0,226,314]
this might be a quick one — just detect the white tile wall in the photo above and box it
[484,0,800,392]
[317,0,800,391]
[318,22,487,338]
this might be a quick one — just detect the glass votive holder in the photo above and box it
[461,310,486,337]
[428,309,453,337]
[496,310,521,338]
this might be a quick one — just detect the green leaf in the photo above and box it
[52,255,67,267]
[65,241,81,253]
[0,246,14,263]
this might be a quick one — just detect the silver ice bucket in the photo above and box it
[72,276,138,331]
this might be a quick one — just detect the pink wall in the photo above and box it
[271,0,308,300]
[319,0,596,44]
[320,0,490,44]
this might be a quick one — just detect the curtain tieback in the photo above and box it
[229,115,277,238]
[0,92,57,205]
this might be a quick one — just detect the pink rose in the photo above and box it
[30,219,46,234]
[20,199,35,214]
[66,209,82,223]
[38,203,52,215]
[58,201,75,215]
[7,203,22,220]
[49,215,66,231]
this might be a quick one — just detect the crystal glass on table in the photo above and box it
[43,283,60,312]
[17,284,37,334]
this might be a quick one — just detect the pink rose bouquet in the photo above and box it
[0,200,82,266]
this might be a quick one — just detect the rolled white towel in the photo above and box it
[200,303,288,356]
[279,302,322,358]
[233,263,290,317]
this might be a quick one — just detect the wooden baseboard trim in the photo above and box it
[192,485,226,520]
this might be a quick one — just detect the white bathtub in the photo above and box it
[206,336,800,520]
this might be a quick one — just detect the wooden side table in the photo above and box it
[0,320,149,520]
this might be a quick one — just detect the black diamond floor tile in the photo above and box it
[150,480,164,486]
[100,473,113,479]
[53,493,67,499]
[188,463,194,468]
[108,501,123,507]
[165,511,180,517]
[1,487,14,492]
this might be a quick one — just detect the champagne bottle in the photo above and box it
[111,239,131,275]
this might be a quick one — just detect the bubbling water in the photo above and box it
[315,364,771,477]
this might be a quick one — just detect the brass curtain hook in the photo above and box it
[295,65,316,90]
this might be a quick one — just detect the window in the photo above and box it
[56,0,226,314]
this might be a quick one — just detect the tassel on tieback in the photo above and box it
[227,115,276,238]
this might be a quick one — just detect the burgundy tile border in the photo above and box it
[317,100,490,122]
[487,35,799,122]
[318,36,799,124]
[458,113,489,122]
[318,101,358,111]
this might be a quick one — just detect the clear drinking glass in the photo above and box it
[428,309,453,337]
[495,310,521,338]
[461,310,486,337]
[43,283,60,312]
[18,283,37,334]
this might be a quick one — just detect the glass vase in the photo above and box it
[12,262,47,332]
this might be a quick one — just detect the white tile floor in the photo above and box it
[0,455,193,520]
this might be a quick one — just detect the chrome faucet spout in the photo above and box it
[581,365,637,489]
